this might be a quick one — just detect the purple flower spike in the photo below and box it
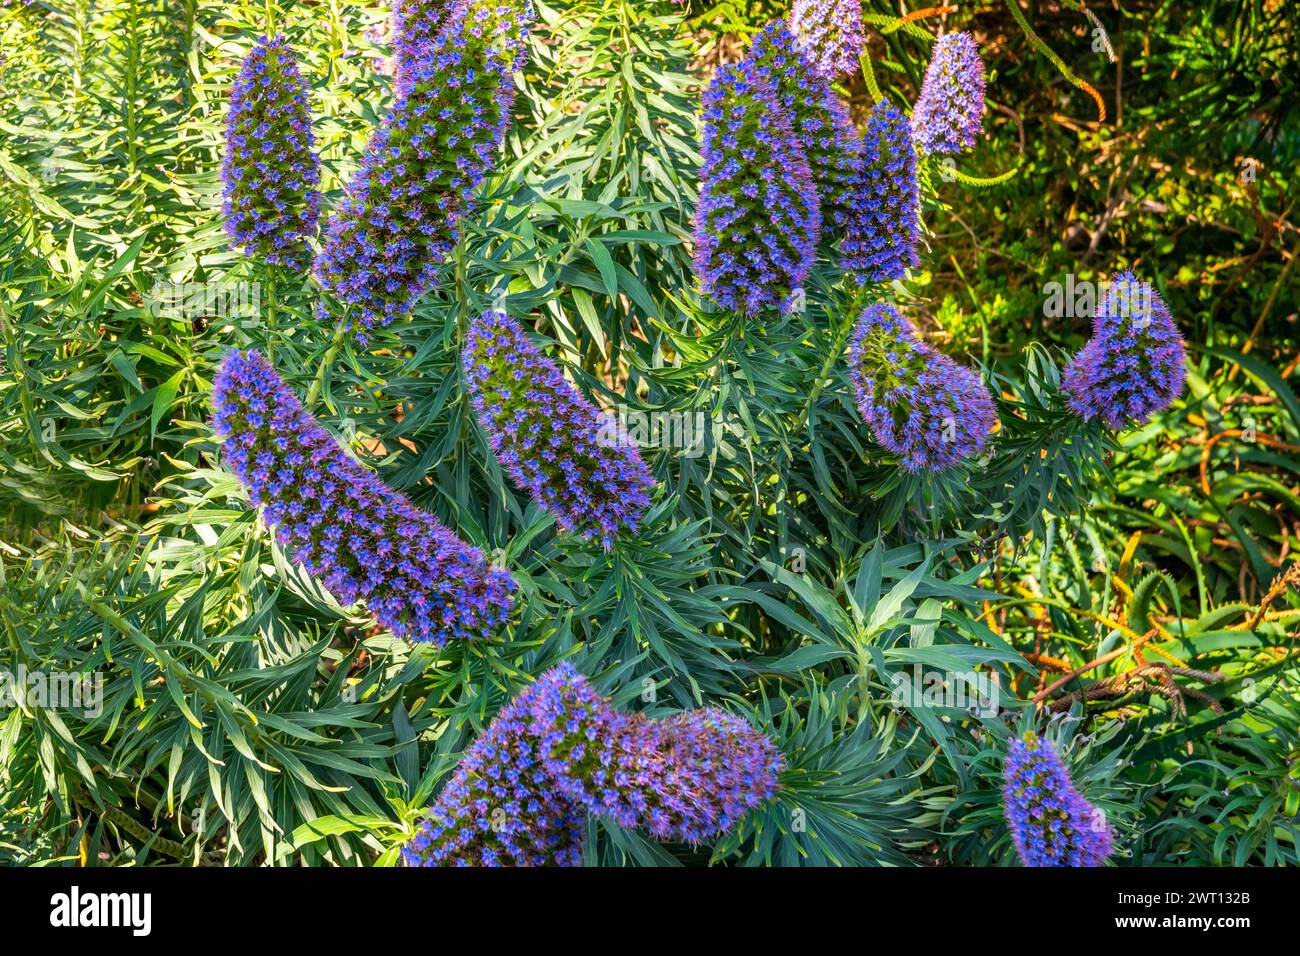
[1062,272,1186,430]
[841,100,920,283]
[747,21,861,234]
[788,0,865,80]
[316,0,532,339]
[211,349,515,645]
[848,304,995,472]
[912,31,986,155]
[463,310,655,549]
[1003,734,1113,867]
[403,663,783,866]
[221,35,320,269]
[694,60,820,315]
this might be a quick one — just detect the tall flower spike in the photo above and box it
[841,100,921,283]
[463,310,655,549]
[316,0,531,338]
[788,0,865,80]
[694,61,820,315]
[747,21,860,233]
[1062,272,1186,430]
[912,31,986,155]
[211,350,515,644]
[1003,734,1113,867]
[403,663,783,866]
[848,304,995,472]
[221,35,320,269]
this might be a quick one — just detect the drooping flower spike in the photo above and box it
[463,310,655,549]
[912,31,986,155]
[221,34,320,269]
[211,349,515,645]
[848,304,995,472]
[316,0,531,338]
[694,60,820,315]
[840,100,921,283]
[746,21,860,234]
[403,663,784,866]
[1003,733,1114,867]
[1062,272,1186,430]
[788,0,866,80]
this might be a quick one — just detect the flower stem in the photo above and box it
[306,320,347,410]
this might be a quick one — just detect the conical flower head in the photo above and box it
[393,0,531,78]
[747,21,861,233]
[463,310,655,549]
[841,100,920,283]
[221,35,320,268]
[403,663,783,866]
[848,304,995,472]
[912,31,985,155]
[694,60,820,314]
[1003,733,1113,867]
[1062,272,1186,430]
[316,0,529,338]
[211,349,515,645]
[788,0,865,80]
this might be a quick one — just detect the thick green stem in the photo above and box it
[264,264,277,364]
[306,321,348,410]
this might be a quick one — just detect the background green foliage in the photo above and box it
[1,0,1297,866]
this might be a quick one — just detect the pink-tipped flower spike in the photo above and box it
[463,310,655,550]
[912,31,986,155]
[403,663,783,866]
[788,0,866,80]
[1004,734,1113,867]
[848,304,995,472]
[694,60,820,315]
[211,349,516,645]
[221,35,320,268]
[840,100,921,283]
[1062,272,1186,430]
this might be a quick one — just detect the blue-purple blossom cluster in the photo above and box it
[1062,272,1186,430]
[221,35,320,269]
[392,0,451,74]
[912,31,986,155]
[748,22,861,234]
[848,304,995,472]
[1003,734,1113,867]
[211,349,515,644]
[315,0,530,338]
[463,310,655,549]
[841,101,921,283]
[403,663,784,866]
[788,0,865,80]
[694,59,820,314]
